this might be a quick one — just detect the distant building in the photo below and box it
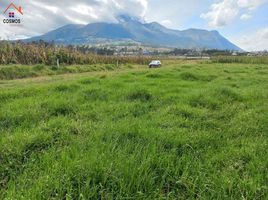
[247,53,255,57]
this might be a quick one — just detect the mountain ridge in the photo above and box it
[24,15,241,50]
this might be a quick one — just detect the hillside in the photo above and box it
[25,15,241,50]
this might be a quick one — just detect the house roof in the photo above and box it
[4,3,23,15]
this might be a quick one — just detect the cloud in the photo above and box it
[200,0,238,27]
[201,0,266,27]
[240,13,252,20]
[0,0,148,39]
[236,27,268,51]
[237,0,265,9]
[161,19,172,27]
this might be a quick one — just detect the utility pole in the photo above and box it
[57,58,60,68]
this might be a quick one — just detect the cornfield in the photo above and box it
[212,56,268,64]
[0,41,151,65]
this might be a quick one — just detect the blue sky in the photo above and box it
[145,0,268,50]
[0,0,267,50]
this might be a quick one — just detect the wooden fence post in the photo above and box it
[57,58,60,68]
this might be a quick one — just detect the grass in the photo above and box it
[0,60,267,199]
[212,56,268,64]
[0,63,135,80]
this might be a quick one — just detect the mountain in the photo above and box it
[24,15,241,50]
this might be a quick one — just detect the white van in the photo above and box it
[149,60,161,68]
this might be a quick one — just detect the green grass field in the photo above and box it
[0,60,267,199]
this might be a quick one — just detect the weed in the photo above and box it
[127,89,153,102]
[180,72,199,81]
[83,89,108,101]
